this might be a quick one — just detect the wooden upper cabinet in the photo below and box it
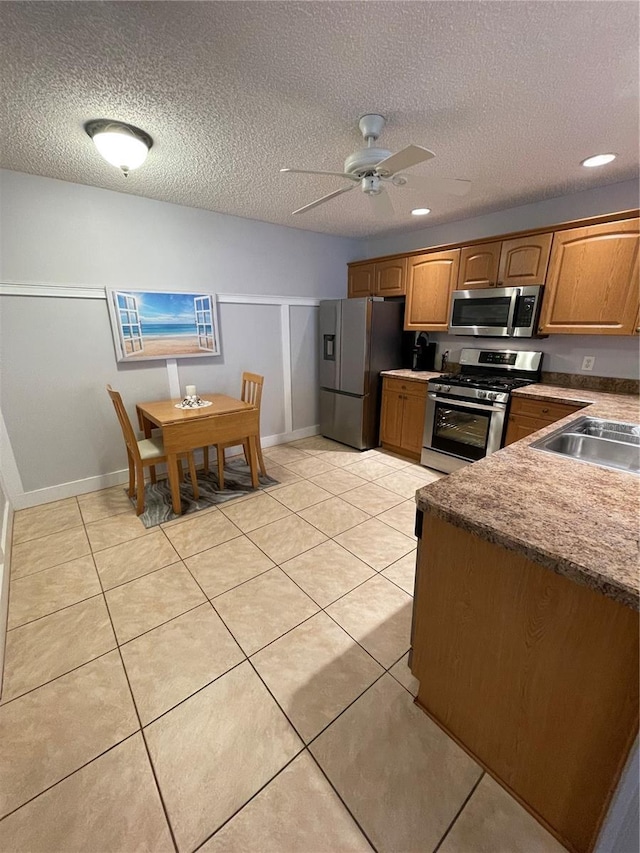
[497,233,552,286]
[405,249,460,331]
[347,263,375,298]
[539,218,640,335]
[375,257,407,296]
[457,243,501,289]
[457,235,552,290]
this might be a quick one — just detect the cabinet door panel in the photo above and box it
[539,219,639,334]
[498,233,552,286]
[401,393,427,454]
[376,258,407,296]
[457,243,501,289]
[405,250,460,331]
[504,414,551,446]
[348,264,375,298]
[380,387,404,447]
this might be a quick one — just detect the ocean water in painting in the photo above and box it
[141,322,198,337]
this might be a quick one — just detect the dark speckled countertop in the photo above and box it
[416,384,640,610]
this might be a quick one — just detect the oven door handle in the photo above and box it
[428,393,506,413]
[506,288,521,336]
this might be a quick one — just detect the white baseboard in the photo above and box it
[0,495,14,698]
[10,425,320,510]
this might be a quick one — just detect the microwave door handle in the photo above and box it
[506,288,521,336]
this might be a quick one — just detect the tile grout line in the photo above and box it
[0,731,144,826]
[431,771,485,853]
[304,747,381,853]
[92,544,180,853]
[6,591,106,633]
[4,442,431,846]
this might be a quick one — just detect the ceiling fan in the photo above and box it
[280,114,471,218]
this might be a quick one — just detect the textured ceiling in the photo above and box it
[1,1,638,239]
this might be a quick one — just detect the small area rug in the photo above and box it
[130,458,279,528]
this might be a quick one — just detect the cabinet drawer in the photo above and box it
[509,396,583,422]
[383,377,428,398]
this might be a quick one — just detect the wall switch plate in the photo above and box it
[582,356,595,371]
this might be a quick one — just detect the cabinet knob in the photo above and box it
[541,407,550,414]
[496,281,503,286]
[636,327,640,333]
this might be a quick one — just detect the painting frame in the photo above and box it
[106,288,221,362]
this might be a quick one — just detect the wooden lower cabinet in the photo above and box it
[412,514,639,853]
[504,397,585,445]
[380,377,427,459]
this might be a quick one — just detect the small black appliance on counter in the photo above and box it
[412,332,436,371]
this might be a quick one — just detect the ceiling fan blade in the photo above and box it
[375,144,436,177]
[292,184,356,215]
[281,168,358,181]
[368,189,394,220]
[404,175,472,197]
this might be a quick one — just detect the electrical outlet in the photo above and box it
[582,356,595,371]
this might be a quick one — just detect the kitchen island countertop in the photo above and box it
[415,384,640,610]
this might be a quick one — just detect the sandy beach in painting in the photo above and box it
[131,335,212,356]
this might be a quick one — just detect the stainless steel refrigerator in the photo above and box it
[319,297,403,450]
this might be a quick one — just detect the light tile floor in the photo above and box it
[0,439,567,852]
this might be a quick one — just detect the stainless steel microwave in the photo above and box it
[448,285,544,337]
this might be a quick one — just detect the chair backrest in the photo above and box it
[106,385,141,462]
[241,372,264,412]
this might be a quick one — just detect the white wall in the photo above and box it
[0,170,362,505]
[365,180,640,258]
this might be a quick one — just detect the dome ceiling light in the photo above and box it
[411,208,431,216]
[85,119,153,177]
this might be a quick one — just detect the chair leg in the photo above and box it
[256,439,267,477]
[149,465,157,484]
[177,459,184,482]
[242,440,250,465]
[203,446,209,473]
[127,450,136,497]
[135,462,145,515]
[217,445,225,490]
[187,453,200,500]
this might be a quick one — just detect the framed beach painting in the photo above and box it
[107,289,221,362]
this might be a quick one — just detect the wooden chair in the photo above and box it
[203,372,267,489]
[107,385,199,515]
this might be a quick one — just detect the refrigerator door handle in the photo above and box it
[323,334,336,361]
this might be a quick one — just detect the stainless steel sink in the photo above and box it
[530,416,640,475]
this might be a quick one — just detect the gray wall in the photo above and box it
[1,170,359,297]
[364,179,640,258]
[427,333,640,380]
[0,170,362,498]
[362,179,640,380]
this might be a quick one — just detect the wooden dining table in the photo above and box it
[136,394,260,514]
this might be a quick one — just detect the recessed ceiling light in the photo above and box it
[411,208,431,216]
[581,153,616,168]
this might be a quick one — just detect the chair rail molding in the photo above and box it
[0,280,321,508]
[0,281,321,307]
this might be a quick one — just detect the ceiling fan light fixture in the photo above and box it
[581,153,616,168]
[85,119,153,176]
[411,208,431,216]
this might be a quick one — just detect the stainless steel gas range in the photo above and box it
[421,348,543,473]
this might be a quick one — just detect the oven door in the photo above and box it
[448,287,518,337]
[423,394,507,464]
